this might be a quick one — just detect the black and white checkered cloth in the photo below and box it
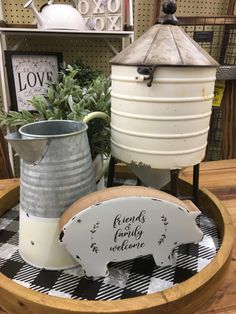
[0,204,221,301]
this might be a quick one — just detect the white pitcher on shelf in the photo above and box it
[24,0,86,30]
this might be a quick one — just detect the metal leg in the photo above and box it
[107,156,116,187]
[170,169,180,197]
[193,163,200,206]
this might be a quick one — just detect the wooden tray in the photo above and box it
[0,178,234,314]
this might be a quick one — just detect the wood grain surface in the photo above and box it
[0,160,235,313]
[0,178,19,217]
[0,130,13,179]
[181,159,236,314]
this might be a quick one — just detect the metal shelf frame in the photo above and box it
[0,25,134,176]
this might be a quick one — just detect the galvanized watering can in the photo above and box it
[5,117,108,269]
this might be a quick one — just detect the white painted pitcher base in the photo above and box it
[18,251,78,271]
[19,208,78,270]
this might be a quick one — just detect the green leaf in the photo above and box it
[0,61,111,158]
[68,95,74,110]
[47,86,55,103]
[21,110,34,120]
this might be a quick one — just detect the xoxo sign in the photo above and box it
[77,0,124,31]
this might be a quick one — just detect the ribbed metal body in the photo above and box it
[111,66,217,169]
[19,120,96,218]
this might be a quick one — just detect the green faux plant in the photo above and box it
[60,58,101,88]
[0,60,111,159]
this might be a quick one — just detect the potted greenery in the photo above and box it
[0,59,111,161]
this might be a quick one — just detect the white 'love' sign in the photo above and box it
[60,187,203,278]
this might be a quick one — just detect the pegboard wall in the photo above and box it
[0,0,234,111]
[0,0,233,70]
[175,0,230,16]
[1,0,125,76]
[1,0,233,25]
[135,0,233,37]
[5,36,120,75]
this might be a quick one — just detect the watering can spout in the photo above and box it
[24,0,45,27]
[5,132,48,165]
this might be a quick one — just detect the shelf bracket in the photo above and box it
[103,38,120,55]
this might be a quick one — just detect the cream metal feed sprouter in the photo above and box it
[111,64,217,170]
[110,21,219,178]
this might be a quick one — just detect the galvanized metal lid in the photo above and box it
[111,1,219,67]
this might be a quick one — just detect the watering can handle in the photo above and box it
[48,0,77,7]
[83,112,110,124]
[83,112,111,183]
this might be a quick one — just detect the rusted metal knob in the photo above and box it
[163,0,177,15]
[157,0,178,25]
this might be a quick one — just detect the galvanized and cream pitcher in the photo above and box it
[5,119,104,269]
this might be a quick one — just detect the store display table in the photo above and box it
[182,159,236,314]
[0,159,235,313]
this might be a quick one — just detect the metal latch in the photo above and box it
[136,66,156,87]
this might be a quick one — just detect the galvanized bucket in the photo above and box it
[6,120,97,269]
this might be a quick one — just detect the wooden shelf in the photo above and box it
[0,27,134,39]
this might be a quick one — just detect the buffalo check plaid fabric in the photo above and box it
[0,204,221,301]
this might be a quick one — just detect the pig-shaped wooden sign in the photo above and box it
[59,186,203,278]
